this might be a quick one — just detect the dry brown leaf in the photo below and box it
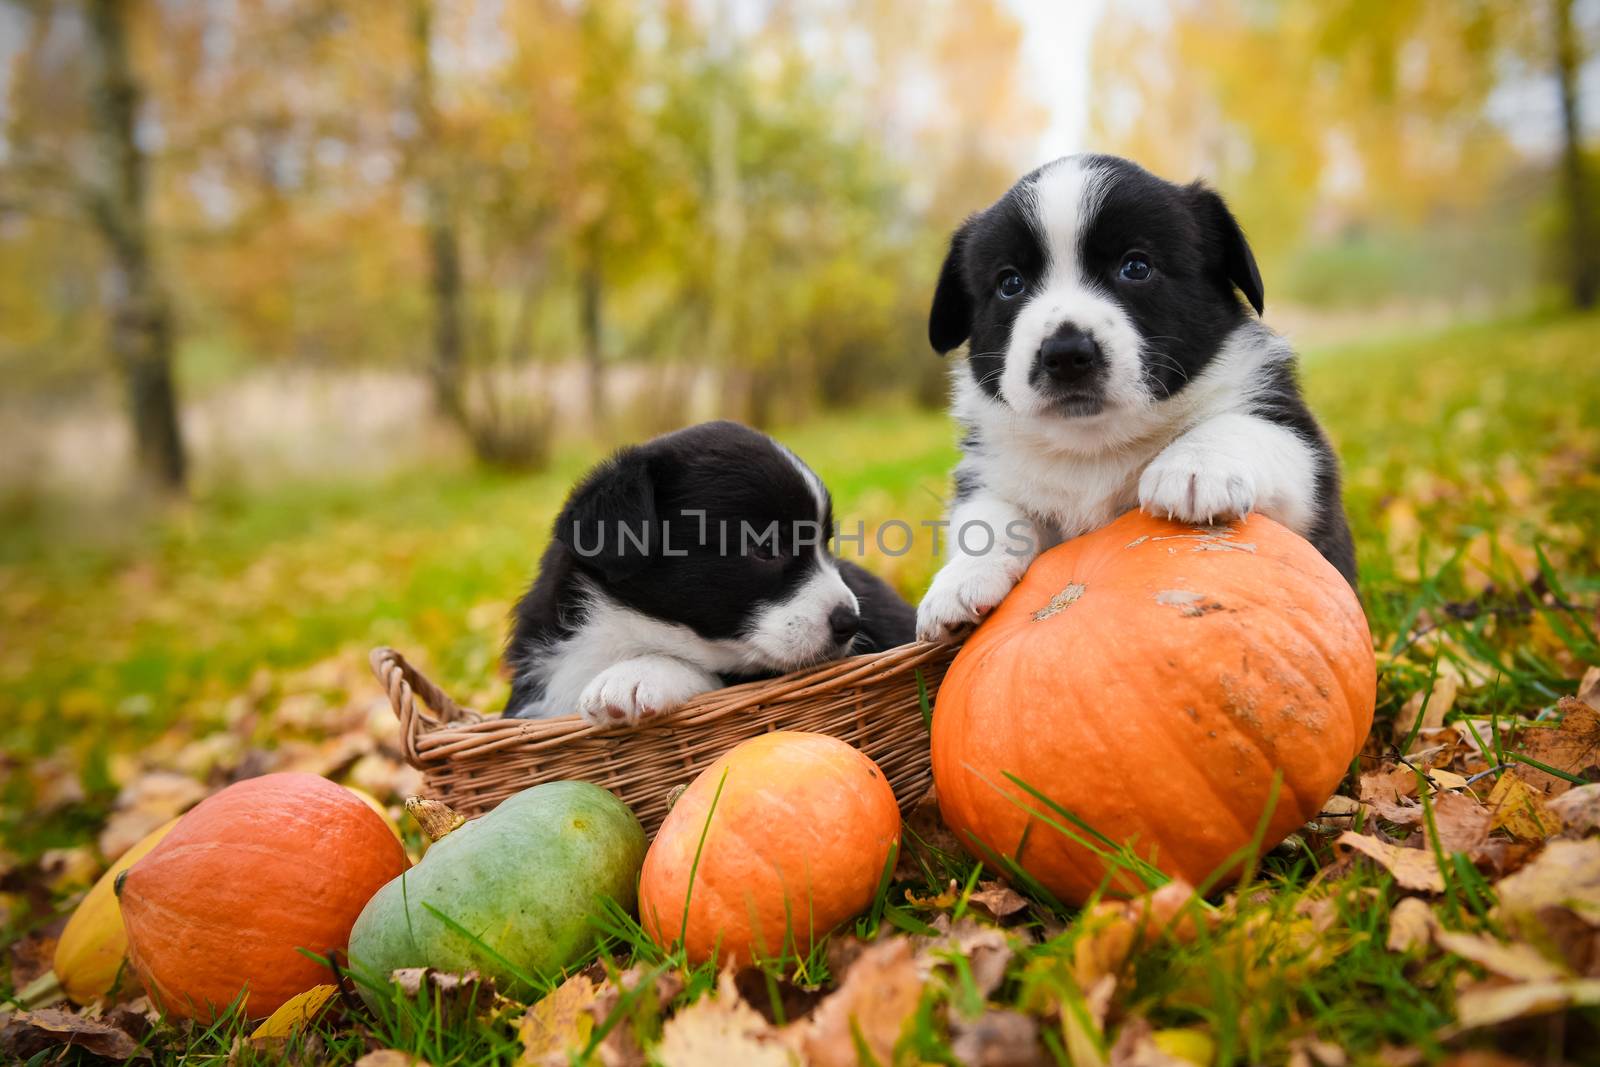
[1447,978,1600,1032]
[354,1052,433,1067]
[1309,794,1362,832]
[1425,791,1491,856]
[1386,897,1437,954]
[948,1010,1043,1067]
[1513,698,1600,798]
[654,972,795,1067]
[8,925,60,989]
[1547,782,1600,834]
[1493,838,1600,930]
[797,937,923,1067]
[1577,666,1600,711]
[1484,773,1558,841]
[98,771,207,860]
[0,1007,147,1061]
[1365,795,1424,825]
[1333,832,1444,893]
[518,974,597,1066]
[1432,930,1568,982]
[1287,1036,1348,1067]
[582,967,671,1067]
[390,969,495,1021]
[1360,766,1419,807]
[918,915,1016,1002]
[1394,676,1458,751]
[968,881,1030,923]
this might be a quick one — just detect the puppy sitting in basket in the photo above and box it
[503,420,916,726]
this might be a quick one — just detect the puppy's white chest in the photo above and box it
[979,441,1157,544]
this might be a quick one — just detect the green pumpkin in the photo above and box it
[349,781,645,1002]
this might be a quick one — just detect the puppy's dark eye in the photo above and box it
[1119,254,1152,282]
[750,542,780,563]
[996,271,1027,300]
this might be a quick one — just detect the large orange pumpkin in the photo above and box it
[120,772,409,1020]
[932,511,1374,904]
[639,732,900,964]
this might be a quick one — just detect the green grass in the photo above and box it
[2,310,1599,1063]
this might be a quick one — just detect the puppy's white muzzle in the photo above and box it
[744,560,860,670]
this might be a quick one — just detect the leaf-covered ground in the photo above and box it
[2,310,1599,1064]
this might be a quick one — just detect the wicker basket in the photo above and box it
[371,642,958,835]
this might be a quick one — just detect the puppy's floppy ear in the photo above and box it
[928,224,974,354]
[1190,183,1264,316]
[554,449,657,582]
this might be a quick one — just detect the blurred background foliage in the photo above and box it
[1,0,1595,501]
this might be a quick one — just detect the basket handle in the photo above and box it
[370,647,483,767]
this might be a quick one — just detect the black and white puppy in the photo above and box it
[505,420,915,723]
[917,153,1355,642]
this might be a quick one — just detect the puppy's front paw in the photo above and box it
[576,657,719,727]
[1139,445,1258,525]
[916,558,1022,642]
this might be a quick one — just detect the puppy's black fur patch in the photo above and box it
[504,421,913,717]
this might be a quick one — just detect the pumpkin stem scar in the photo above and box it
[1033,582,1086,620]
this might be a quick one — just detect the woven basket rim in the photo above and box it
[371,641,957,767]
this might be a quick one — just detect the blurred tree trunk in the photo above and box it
[84,0,187,495]
[579,250,606,429]
[1555,0,1596,309]
[410,0,466,422]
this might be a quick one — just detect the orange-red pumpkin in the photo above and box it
[120,772,409,1019]
[933,511,1374,904]
[639,732,900,964]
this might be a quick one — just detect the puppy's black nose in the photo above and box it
[1037,328,1103,383]
[828,604,860,643]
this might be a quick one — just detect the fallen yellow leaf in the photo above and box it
[1485,773,1558,841]
[517,974,597,1066]
[249,984,339,1041]
[1151,1026,1217,1066]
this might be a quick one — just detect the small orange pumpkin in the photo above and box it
[932,511,1374,905]
[120,772,409,1020]
[639,732,900,964]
